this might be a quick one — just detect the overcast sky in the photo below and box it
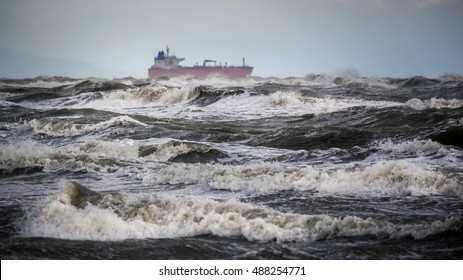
[1,0,462,78]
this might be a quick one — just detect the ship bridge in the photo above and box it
[153,46,184,69]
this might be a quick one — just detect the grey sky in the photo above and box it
[1,0,462,78]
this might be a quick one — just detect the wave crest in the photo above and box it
[20,181,463,241]
[139,140,227,163]
[29,115,147,136]
[142,160,460,197]
[84,86,201,108]
[406,98,463,110]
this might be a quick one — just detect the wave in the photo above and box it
[146,75,262,89]
[265,91,311,107]
[395,76,441,88]
[79,138,227,164]
[304,73,397,88]
[142,161,317,191]
[0,140,54,172]
[80,86,201,108]
[318,160,459,197]
[0,91,22,101]
[3,74,462,92]
[28,115,147,136]
[0,139,140,173]
[139,140,227,163]
[3,137,458,197]
[0,141,122,174]
[375,139,447,157]
[188,86,247,107]
[20,181,463,242]
[59,79,132,95]
[142,160,460,198]
[0,79,135,108]
[0,138,227,173]
[7,75,460,122]
[0,76,82,88]
[406,98,463,110]
[123,74,462,89]
[264,91,400,110]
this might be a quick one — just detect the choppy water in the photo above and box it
[1,74,462,259]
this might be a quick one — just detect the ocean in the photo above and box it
[0,74,462,259]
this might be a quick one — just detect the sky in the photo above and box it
[1,0,463,78]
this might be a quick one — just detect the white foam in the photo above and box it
[151,75,262,89]
[376,139,446,156]
[371,139,463,170]
[139,140,225,162]
[80,86,200,109]
[141,162,314,191]
[304,73,398,88]
[0,140,54,170]
[77,138,140,159]
[406,98,463,110]
[28,115,147,136]
[264,91,400,111]
[148,75,397,89]
[0,138,215,173]
[175,91,402,121]
[0,139,140,173]
[141,160,460,197]
[20,181,462,241]
[318,160,458,197]
[265,91,309,107]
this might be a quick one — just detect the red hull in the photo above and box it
[148,66,253,78]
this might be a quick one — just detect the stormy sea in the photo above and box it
[1,74,462,260]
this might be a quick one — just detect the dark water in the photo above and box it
[1,74,462,259]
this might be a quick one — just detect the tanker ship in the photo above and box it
[148,46,253,78]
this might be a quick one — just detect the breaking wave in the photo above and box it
[0,138,226,173]
[28,115,147,136]
[139,140,227,163]
[376,139,446,156]
[0,140,53,171]
[0,140,130,173]
[406,98,463,110]
[20,181,463,242]
[142,160,460,197]
[61,79,132,95]
[264,91,399,110]
[83,86,200,108]
[318,160,459,197]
